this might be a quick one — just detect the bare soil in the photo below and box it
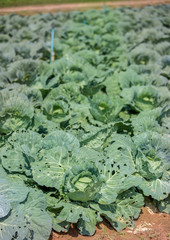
[0,0,170,14]
[49,206,170,240]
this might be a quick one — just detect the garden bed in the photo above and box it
[50,206,170,240]
[0,3,169,240]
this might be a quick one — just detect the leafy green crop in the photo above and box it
[0,4,170,239]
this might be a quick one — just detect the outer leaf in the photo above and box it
[31,147,68,189]
[131,108,162,135]
[99,175,142,204]
[118,69,145,89]
[157,196,170,214]
[33,110,57,134]
[8,130,43,158]
[0,178,28,204]
[1,149,29,174]
[0,195,11,218]
[139,178,170,201]
[48,210,70,233]
[0,205,28,240]
[43,130,80,151]
[0,92,34,134]
[91,189,144,231]
[50,201,97,236]
[0,166,7,178]
[81,127,112,151]
[98,134,137,204]
[23,189,52,240]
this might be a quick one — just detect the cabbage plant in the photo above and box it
[0,4,170,239]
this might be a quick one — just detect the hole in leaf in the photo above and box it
[19,165,22,169]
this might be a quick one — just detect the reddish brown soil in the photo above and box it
[49,206,170,240]
[0,0,170,14]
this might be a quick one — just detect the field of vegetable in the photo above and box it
[0,4,170,240]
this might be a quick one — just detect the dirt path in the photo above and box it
[0,0,170,14]
[49,206,170,240]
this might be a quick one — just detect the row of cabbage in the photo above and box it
[0,5,170,239]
